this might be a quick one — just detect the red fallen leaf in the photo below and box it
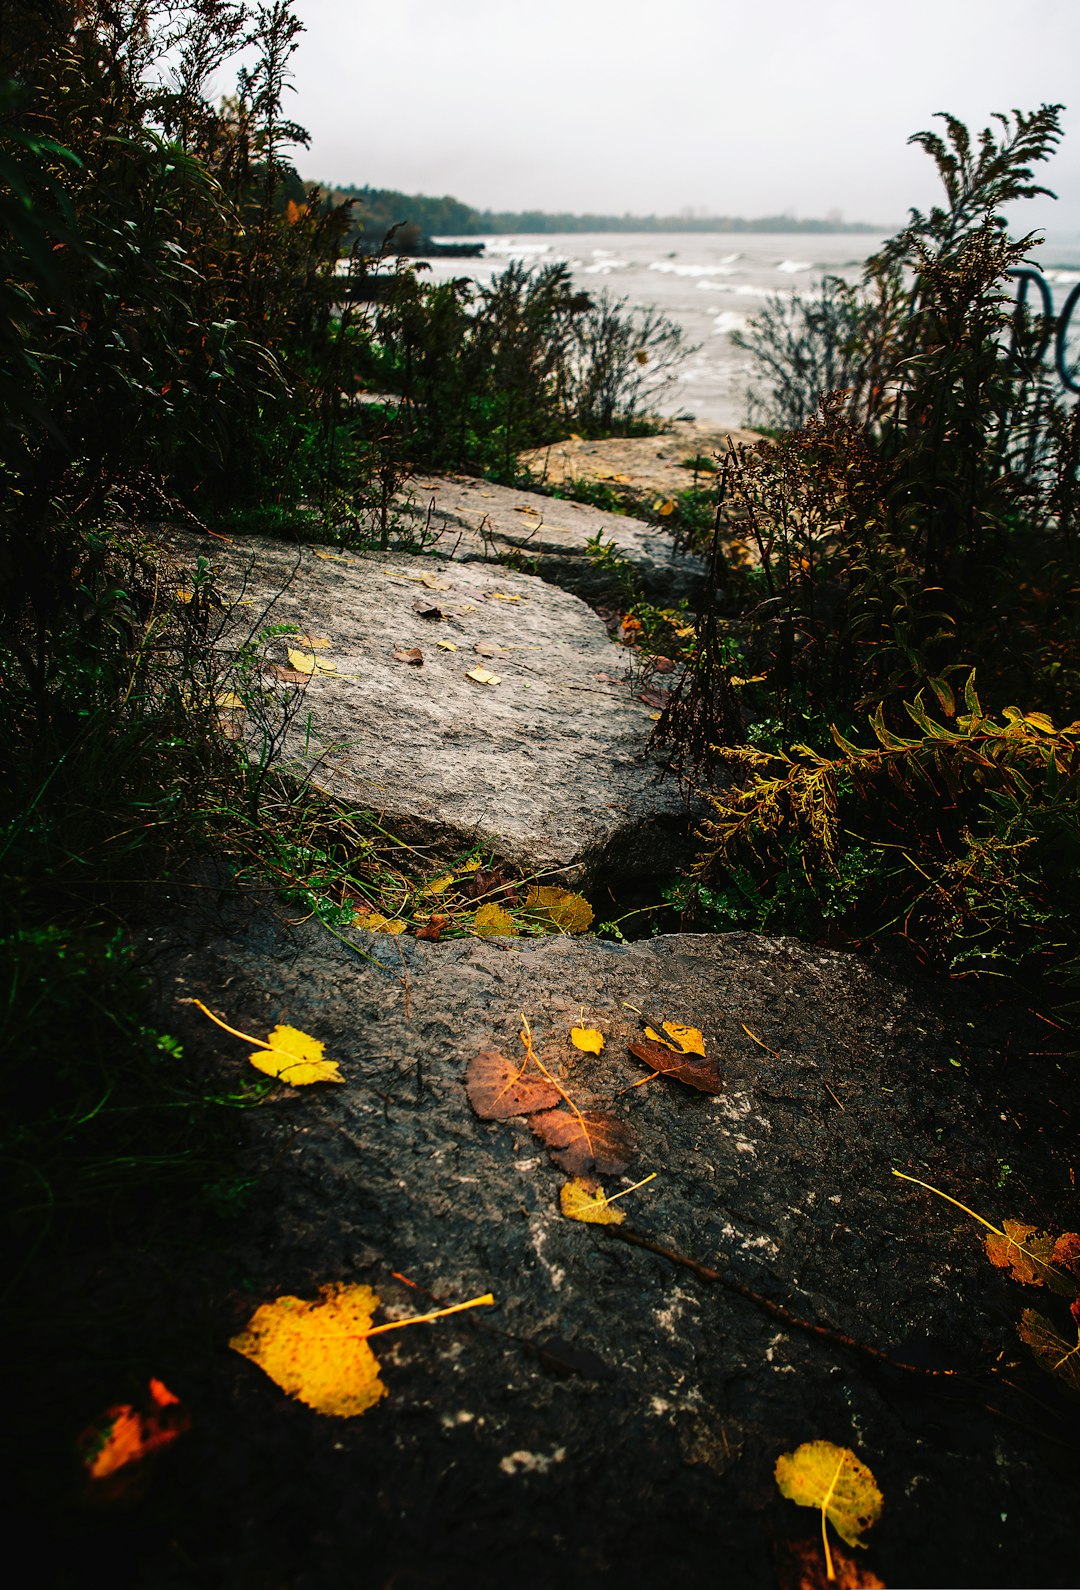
[79,1378,191,1483]
[1052,1231,1080,1282]
[393,648,424,665]
[527,1106,635,1175]
[628,1039,725,1095]
[637,688,667,710]
[466,1049,561,1120]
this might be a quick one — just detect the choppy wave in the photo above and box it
[712,311,747,336]
[775,259,813,273]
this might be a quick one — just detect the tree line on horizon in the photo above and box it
[323,182,882,247]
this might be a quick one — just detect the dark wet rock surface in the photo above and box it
[398,473,705,604]
[162,531,692,884]
[129,888,1079,1589]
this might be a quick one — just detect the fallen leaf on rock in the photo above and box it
[297,632,331,650]
[412,601,444,619]
[654,499,676,516]
[514,505,541,516]
[472,902,516,935]
[638,688,667,710]
[490,591,524,602]
[314,550,354,564]
[524,885,594,934]
[571,1025,605,1054]
[560,1176,625,1225]
[628,1038,723,1094]
[1053,1231,1080,1282]
[230,1283,495,1418]
[80,1378,190,1482]
[436,639,459,651]
[652,656,675,673]
[190,1000,344,1084]
[466,666,501,686]
[466,1048,561,1119]
[644,1020,706,1056]
[778,1541,886,1590]
[1017,1308,1080,1393]
[287,648,337,676]
[363,912,407,934]
[775,1441,883,1579]
[249,1023,345,1085]
[529,1106,635,1176]
[985,1220,1060,1288]
[392,647,424,665]
[267,663,309,684]
[473,641,508,657]
[673,623,696,639]
[215,690,244,709]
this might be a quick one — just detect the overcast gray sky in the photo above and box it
[289,0,1080,235]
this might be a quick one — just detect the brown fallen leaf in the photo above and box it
[628,1038,724,1095]
[652,656,675,674]
[466,1048,561,1120]
[1053,1231,1080,1282]
[415,914,449,941]
[267,663,310,684]
[473,641,508,657]
[985,1220,1059,1288]
[297,632,331,650]
[413,601,444,619]
[1017,1308,1080,1393]
[638,688,667,710]
[392,647,424,665]
[528,1106,635,1176]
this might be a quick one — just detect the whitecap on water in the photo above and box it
[775,259,812,273]
[713,310,747,336]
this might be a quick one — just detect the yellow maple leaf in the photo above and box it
[560,1176,625,1226]
[248,1023,344,1085]
[230,1285,495,1419]
[191,1001,343,1085]
[571,1025,605,1054]
[644,1020,706,1056]
[472,902,517,935]
[775,1442,883,1579]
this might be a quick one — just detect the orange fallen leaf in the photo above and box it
[778,1540,886,1590]
[1052,1231,1080,1282]
[392,647,423,665]
[80,1378,190,1481]
[415,914,448,941]
[985,1220,1060,1287]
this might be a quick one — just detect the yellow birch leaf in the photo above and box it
[297,632,331,650]
[985,1220,1058,1287]
[457,857,482,873]
[230,1283,387,1417]
[653,499,676,516]
[248,1023,344,1085]
[1017,1309,1080,1394]
[363,913,407,934]
[314,550,354,563]
[215,691,244,709]
[560,1177,625,1226]
[175,589,193,604]
[644,1021,706,1056]
[423,874,454,896]
[472,902,517,935]
[286,648,336,677]
[436,640,458,651]
[571,1026,605,1054]
[775,1441,883,1553]
[466,666,501,685]
[523,886,594,934]
[490,592,524,602]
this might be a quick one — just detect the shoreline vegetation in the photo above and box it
[3,0,1079,1579]
[322,182,885,250]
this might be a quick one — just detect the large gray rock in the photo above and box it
[166,531,690,883]
[145,897,1076,1590]
[398,472,705,604]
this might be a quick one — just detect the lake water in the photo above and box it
[422,231,1080,426]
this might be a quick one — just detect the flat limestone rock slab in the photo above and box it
[167,531,689,882]
[519,417,761,502]
[145,901,1077,1590]
[399,472,705,604]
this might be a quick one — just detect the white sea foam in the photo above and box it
[697,276,739,291]
[776,259,812,273]
[649,260,731,277]
[1046,269,1080,285]
[713,311,747,335]
[583,259,629,273]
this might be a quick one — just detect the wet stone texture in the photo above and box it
[397,473,706,604]
[163,530,692,884]
[141,891,1079,1590]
